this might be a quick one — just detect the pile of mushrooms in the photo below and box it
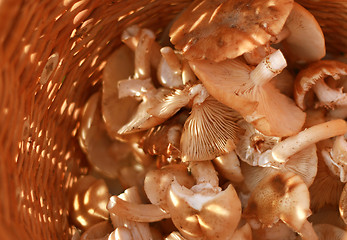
[70,0,347,239]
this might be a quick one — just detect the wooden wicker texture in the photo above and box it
[0,0,346,239]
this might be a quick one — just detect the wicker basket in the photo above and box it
[0,0,346,239]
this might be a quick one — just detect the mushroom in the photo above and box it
[140,111,187,159]
[144,163,195,211]
[79,93,132,178]
[309,206,346,230]
[241,143,318,191]
[107,187,154,240]
[321,136,347,182]
[165,231,187,240]
[166,161,242,239]
[279,2,326,63]
[230,222,253,240]
[189,49,306,137]
[102,45,139,141]
[69,176,110,231]
[294,60,347,110]
[250,221,296,240]
[213,150,244,183]
[169,0,294,62]
[80,221,114,240]
[243,172,317,240]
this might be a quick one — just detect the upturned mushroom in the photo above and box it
[321,136,347,182]
[69,176,110,231]
[243,172,318,240]
[166,161,242,239]
[189,49,306,137]
[294,60,347,110]
[169,0,294,62]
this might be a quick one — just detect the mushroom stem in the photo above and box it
[272,119,347,162]
[117,78,155,99]
[161,47,182,75]
[121,25,141,50]
[271,26,290,44]
[250,50,287,87]
[107,195,170,222]
[182,60,197,85]
[113,227,133,240]
[134,29,155,79]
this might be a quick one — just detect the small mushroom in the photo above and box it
[69,176,110,231]
[166,161,242,239]
[243,172,317,239]
[157,47,184,88]
[321,136,347,182]
[189,49,306,137]
[79,93,132,178]
[169,0,293,61]
[144,163,195,212]
[213,150,244,183]
[294,60,347,110]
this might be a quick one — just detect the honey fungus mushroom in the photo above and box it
[190,50,305,137]
[169,0,294,62]
[243,172,318,240]
[166,161,242,239]
[294,60,347,110]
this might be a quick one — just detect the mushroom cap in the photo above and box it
[180,96,242,161]
[213,151,244,183]
[294,60,347,110]
[281,2,325,63]
[167,180,242,240]
[69,176,110,231]
[79,93,132,178]
[244,172,311,231]
[102,45,139,140]
[169,0,293,62]
[144,163,195,211]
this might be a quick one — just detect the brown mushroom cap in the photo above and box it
[281,2,326,63]
[169,0,293,62]
[294,60,347,110]
[243,172,311,231]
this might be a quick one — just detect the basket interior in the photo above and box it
[0,0,346,239]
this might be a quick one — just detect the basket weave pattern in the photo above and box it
[0,0,346,239]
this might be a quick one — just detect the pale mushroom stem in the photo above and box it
[272,119,347,162]
[107,195,170,222]
[117,78,155,99]
[250,50,287,87]
[121,25,141,51]
[270,26,290,44]
[134,29,155,79]
[313,79,347,107]
[161,47,182,75]
[189,161,219,188]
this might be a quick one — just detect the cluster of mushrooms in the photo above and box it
[70,0,347,239]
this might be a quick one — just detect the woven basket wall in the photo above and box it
[0,0,346,239]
